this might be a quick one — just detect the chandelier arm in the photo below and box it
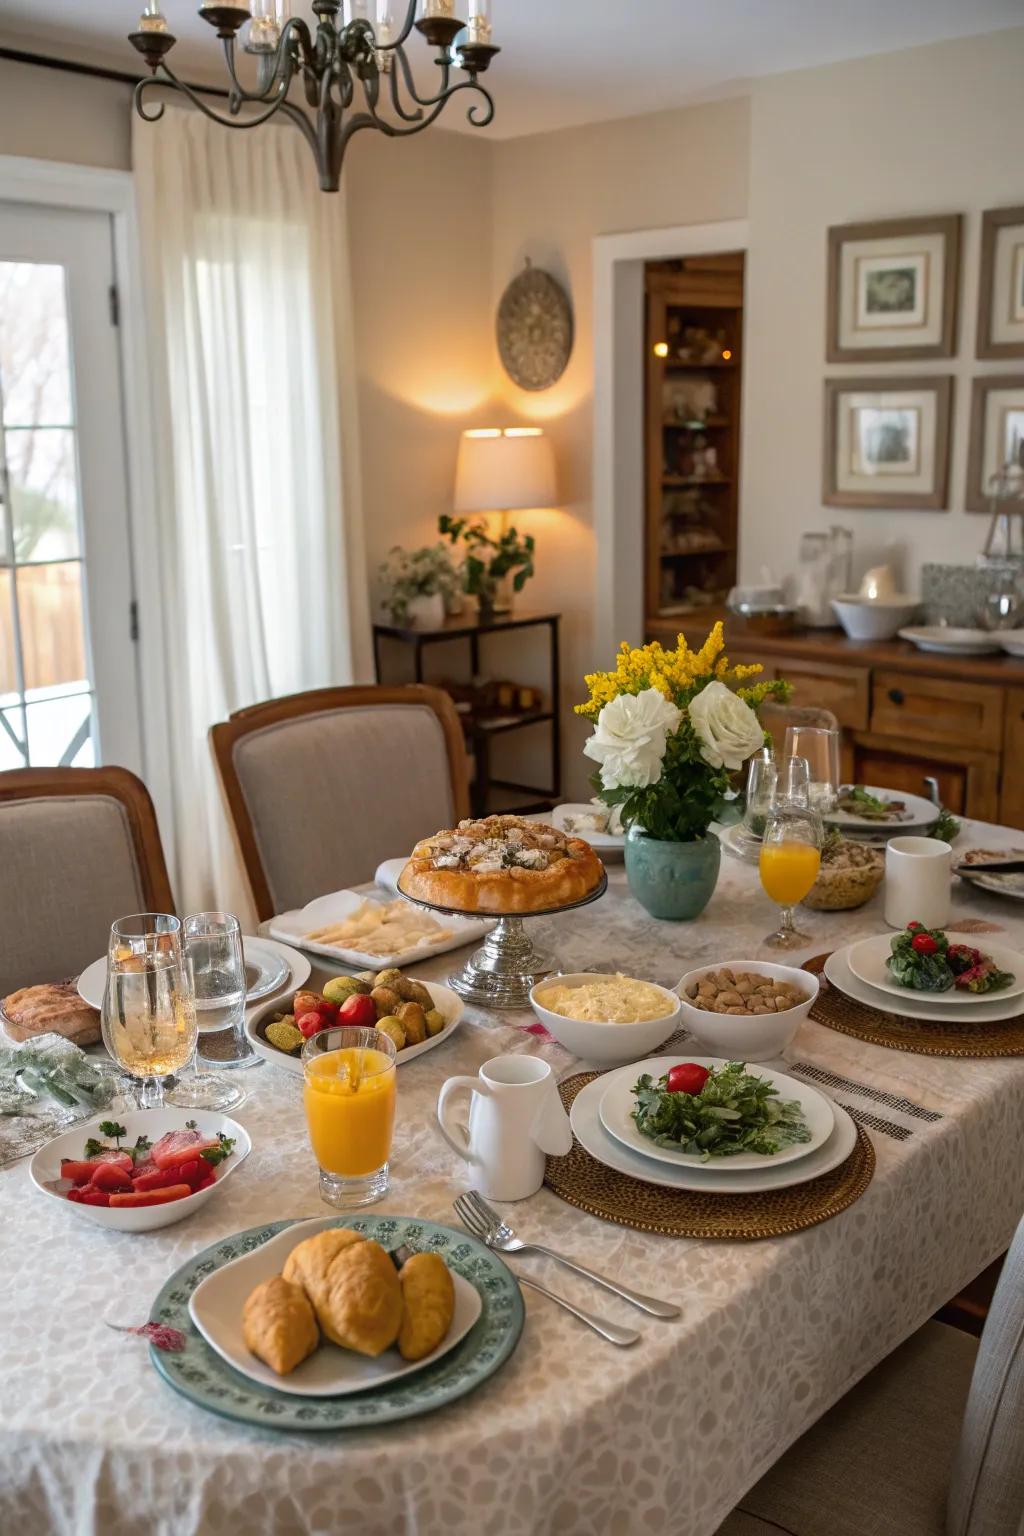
[392,42,453,111]
[276,99,320,158]
[365,77,491,142]
[373,0,419,53]
[388,47,425,122]
[219,18,313,104]
[133,67,293,132]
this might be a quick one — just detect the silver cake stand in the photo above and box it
[398,870,608,1010]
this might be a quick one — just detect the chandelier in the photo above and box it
[128,0,499,192]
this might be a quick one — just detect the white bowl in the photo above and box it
[30,1108,251,1233]
[831,594,920,641]
[675,961,818,1062]
[998,629,1024,658]
[529,973,682,1066]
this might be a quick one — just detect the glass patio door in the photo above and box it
[0,201,142,775]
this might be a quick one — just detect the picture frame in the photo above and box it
[823,376,953,510]
[976,206,1024,360]
[965,374,1024,511]
[826,215,961,362]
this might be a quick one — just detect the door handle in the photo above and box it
[887,688,905,706]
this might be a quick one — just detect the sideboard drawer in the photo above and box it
[778,661,870,731]
[870,671,1004,751]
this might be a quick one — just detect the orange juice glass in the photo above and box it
[759,804,822,950]
[301,1027,397,1207]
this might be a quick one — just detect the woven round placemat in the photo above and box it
[543,1073,875,1241]
[804,954,1024,1058]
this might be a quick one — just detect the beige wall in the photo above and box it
[0,57,131,169]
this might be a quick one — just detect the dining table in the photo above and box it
[3,817,1024,1536]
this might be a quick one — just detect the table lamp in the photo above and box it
[453,426,556,613]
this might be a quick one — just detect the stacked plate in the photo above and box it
[825,936,1024,1024]
[570,1054,858,1196]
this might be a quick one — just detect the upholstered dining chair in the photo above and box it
[0,766,175,998]
[717,1213,1024,1536]
[210,684,471,923]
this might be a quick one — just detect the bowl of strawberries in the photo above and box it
[30,1108,251,1232]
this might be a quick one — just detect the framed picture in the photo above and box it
[976,206,1024,359]
[965,375,1024,510]
[823,376,953,509]
[826,215,961,361]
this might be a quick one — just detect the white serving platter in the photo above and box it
[245,980,464,1075]
[267,888,492,969]
[189,1215,481,1398]
[78,936,309,1013]
[898,626,1002,656]
[571,1074,857,1195]
[846,933,1024,1007]
[824,946,1024,1023]
[827,785,937,833]
[596,1055,834,1171]
[550,804,625,859]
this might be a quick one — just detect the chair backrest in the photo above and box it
[0,767,175,998]
[210,684,470,922]
[759,701,841,759]
[947,1213,1024,1536]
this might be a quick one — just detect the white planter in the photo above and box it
[406,591,445,629]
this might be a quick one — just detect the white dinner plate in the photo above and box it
[846,933,1024,1007]
[596,1055,834,1171]
[825,945,1024,1023]
[826,786,938,834]
[189,1215,482,1398]
[245,980,464,1075]
[550,804,625,859]
[77,936,310,1013]
[268,888,492,969]
[571,1074,857,1194]
[898,626,1002,656]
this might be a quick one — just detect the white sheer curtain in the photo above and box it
[133,105,371,918]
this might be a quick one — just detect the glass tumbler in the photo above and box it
[783,725,840,814]
[302,1026,398,1208]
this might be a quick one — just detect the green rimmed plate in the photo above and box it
[148,1214,525,1430]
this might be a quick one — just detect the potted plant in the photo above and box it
[378,543,460,628]
[576,623,789,919]
[438,515,535,620]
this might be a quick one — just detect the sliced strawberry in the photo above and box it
[131,1159,159,1180]
[109,1183,193,1208]
[151,1130,221,1170]
[60,1159,102,1186]
[87,1148,134,1173]
[77,1189,111,1207]
[132,1166,192,1193]
[89,1162,133,1193]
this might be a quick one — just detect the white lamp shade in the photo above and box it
[454,429,556,513]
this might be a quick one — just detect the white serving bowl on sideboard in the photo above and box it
[675,960,818,1062]
[831,594,920,641]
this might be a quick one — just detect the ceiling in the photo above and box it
[0,0,1022,139]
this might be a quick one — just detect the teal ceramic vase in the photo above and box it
[624,826,721,921]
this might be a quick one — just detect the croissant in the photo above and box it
[282,1231,403,1357]
[398,1252,455,1361]
[242,1275,319,1376]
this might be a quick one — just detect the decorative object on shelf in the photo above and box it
[496,261,573,391]
[965,374,1024,515]
[377,543,460,628]
[662,378,717,423]
[976,206,1024,360]
[726,581,796,636]
[823,375,953,510]
[576,623,788,920]
[792,527,853,627]
[826,215,961,362]
[128,0,499,194]
[439,514,535,623]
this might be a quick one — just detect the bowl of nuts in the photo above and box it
[676,962,818,1061]
[801,832,884,911]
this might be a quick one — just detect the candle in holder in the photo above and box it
[859,565,897,601]
[420,0,456,16]
[467,0,492,45]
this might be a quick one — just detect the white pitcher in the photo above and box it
[436,1054,573,1201]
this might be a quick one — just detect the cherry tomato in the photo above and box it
[338,992,379,1029]
[911,932,939,956]
[906,921,923,931]
[666,1063,710,1096]
[296,1011,326,1039]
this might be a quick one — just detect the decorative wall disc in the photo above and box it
[496,261,573,391]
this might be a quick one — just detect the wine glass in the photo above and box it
[165,912,247,1112]
[758,803,823,949]
[101,914,197,1109]
[784,725,840,814]
[742,751,776,842]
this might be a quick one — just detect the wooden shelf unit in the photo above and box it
[645,255,745,627]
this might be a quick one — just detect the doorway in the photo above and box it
[0,200,142,774]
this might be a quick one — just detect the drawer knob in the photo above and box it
[888,687,905,706]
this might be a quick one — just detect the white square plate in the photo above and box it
[267,889,492,968]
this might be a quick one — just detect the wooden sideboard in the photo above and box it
[650,618,1024,830]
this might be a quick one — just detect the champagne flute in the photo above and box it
[165,912,247,1112]
[759,803,823,949]
[101,914,197,1109]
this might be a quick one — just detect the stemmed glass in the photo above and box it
[167,912,247,1112]
[101,914,197,1109]
[758,802,823,949]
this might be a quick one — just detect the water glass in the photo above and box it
[778,753,811,808]
[743,752,777,841]
[168,912,248,1112]
[101,914,197,1109]
[302,1026,398,1208]
[758,803,823,949]
[783,726,840,813]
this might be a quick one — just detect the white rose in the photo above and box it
[583,688,682,790]
[687,680,765,771]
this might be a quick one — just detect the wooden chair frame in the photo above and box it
[0,766,175,912]
[210,684,470,922]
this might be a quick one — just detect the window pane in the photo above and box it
[16,561,87,691]
[0,262,73,427]
[7,428,81,561]
[0,705,27,770]
[24,690,94,767]
[0,570,16,697]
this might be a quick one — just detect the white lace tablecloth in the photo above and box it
[4,821,1024,1536]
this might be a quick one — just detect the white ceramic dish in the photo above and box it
[824,946,1024,1023]
[528,973,681,1066]
[550,804,625,860]
[898,626,1002,656]
[827,785,937,833]
[30,1108,251,1232]
[373,857,408,895]
[846,933,1024,1007]
[245,980,464,1075]
[997,630,1024,659]
[189,1215,482,1398]
[78,936,310,1013]
[268,889,492,969]
[570,1073,856,1194]
[596,1055,834,1171]
[675,960,818,1061]
[831,595,920,641]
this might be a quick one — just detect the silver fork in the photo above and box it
[459,1189,680,1319]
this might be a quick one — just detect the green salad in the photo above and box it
[630,1061,811,1161]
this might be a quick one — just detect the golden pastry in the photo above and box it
[281,1227,365,1322]
[397,1252,455,1362]
[242,1275,319,1377]
[317,1239,404,1357]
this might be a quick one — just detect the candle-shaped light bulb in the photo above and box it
[419,0,456,17]
[375,0,398,44]
[247,0,288,51]
[139,0,169,32]
[467,0,491,45]
[343,0,370,19]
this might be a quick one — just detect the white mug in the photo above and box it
[884,836,952,929]
[436,1054,572,1201]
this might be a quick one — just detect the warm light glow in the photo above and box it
[455,427,556,513]
[504,427,543,437]
[721,348,733,361]
[653,341,669,358]
[465,428,502,438]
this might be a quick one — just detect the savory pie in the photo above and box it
[398,815,604,914]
